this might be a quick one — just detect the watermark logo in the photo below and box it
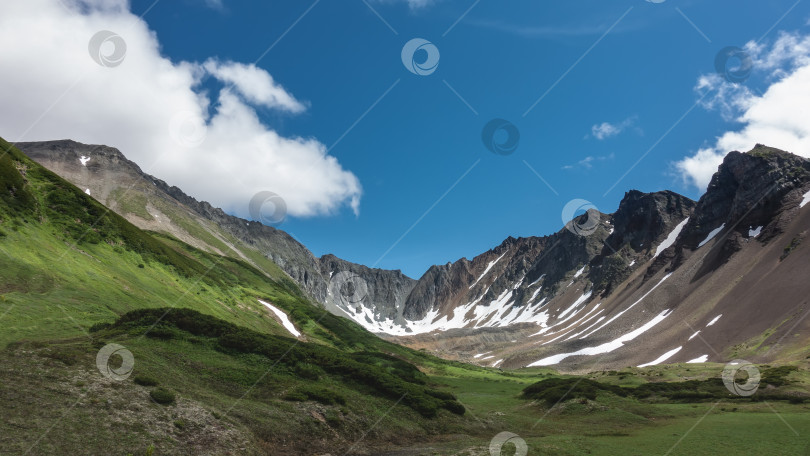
[715,46,753,84]
[482,119,520,156]
[88,30,127,68]
[562,199,601,236]
[401,38,440,76]
[96,343,134,381]
[168,111,208,148]
[328,271,369,307]
[722,359,760,396]
[489,431,528,456]
[249,191,287,225]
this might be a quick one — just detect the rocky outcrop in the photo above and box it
[666,145,810,277]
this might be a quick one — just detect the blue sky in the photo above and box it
[134,0,810,277]
[4,0,810,278]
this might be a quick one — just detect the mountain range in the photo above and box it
[16,140,810,373]
[3,137,810,454]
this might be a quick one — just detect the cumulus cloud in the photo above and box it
[0,0,362,219]
[675,32,810,190]
[202,59,307,113]
[589,117,637,140]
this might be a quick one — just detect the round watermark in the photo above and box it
[249,191,287,225]
[562,199,601,236]
[401,38,440,76]
[489,431,528,456]
[96,343,134,381]
[715,46,753,84]
[722,359,760,396]
[168,111,208,148]
[328,271,369,307]
[481,119,520,156]
[88,30,127,68]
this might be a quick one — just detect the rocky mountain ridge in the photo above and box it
[17,140,810,370]
[16,140,417,320]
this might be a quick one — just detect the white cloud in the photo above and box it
[676,32,810,190]
[202,59,307,113]
[562,153,615,170]
[590,117,636,140]
[373,0,435,10]
[0,0,362,219]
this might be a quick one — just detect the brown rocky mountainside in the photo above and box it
[394,145,810,370]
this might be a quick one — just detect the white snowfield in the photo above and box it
[654,218,689,258]
[748,226,762,238]
[79,156,90,166]
[801,190,810,208]
[687,354,709,363]
[469,253,506,289]
[258,299,301,338]
[638,346,682,367]
[527,273,674,366]
[706,314,722,326]
[325,252,682,371]
[698,224,725,247]
[528,308,673,367]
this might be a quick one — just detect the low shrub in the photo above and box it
[522,378,627,406]
[133,375,159,387]
[150,388,176,405]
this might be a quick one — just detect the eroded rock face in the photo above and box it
[400,190,697,322]
[670,146,810,274]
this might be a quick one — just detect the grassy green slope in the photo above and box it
[0,137,480,454]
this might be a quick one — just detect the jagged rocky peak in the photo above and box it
[319,253,416,322]
[585,190,695,296]
[607,190,696,252]
[678,145,810,249]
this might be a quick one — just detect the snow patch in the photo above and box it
[469,253,506,289]
[79,156,90,166]
[706,314,722,327]
[529,286,544,304]
[629,260,636,267]
[687,355,708,363]
[698,224,725,248]
[258,300,301,337]
[84,188,91,195]
[580,273,672,339]
[492,359,503,367]
[801,190,810,208]
[688,331,701,341]
[638,346,682,367]
[748,226,762,238]
[557,291,592,321]
[574,266,585,278]
[654,218,689,258]
[528,309,672,366]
